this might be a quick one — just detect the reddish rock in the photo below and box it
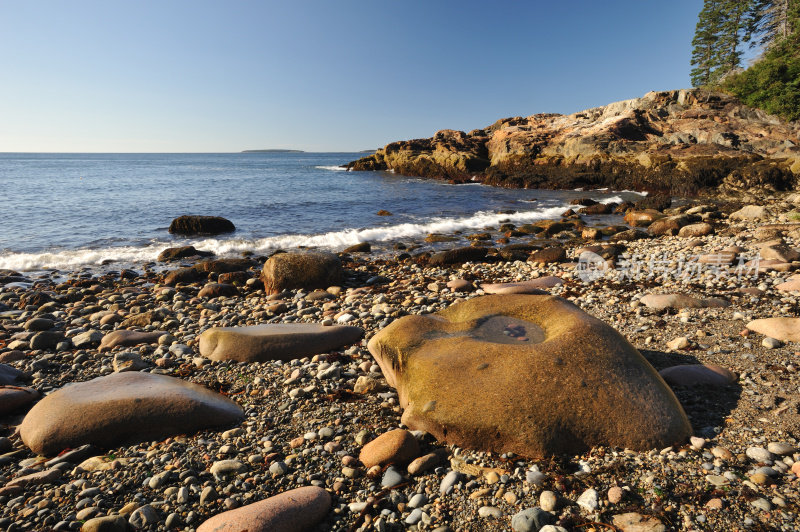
[198,283,239,299]
[261,252,343,294]
[528,247,566,265]
[359,429,420,468]
[196,486,331,532]
[481,276,563,294]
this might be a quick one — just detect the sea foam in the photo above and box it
[0,205,570,272]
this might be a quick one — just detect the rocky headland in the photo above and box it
[346,89,800,194]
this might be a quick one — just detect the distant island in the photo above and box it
[241,149,305,153]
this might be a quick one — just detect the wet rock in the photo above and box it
[168,215,235,235]
[429,247,489,266]
[157,245,213,262]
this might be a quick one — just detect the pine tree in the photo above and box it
[691,0,725,86]
[746,0,796,48]
[717,0,752,74]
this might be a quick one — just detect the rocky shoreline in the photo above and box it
[2,192,800,531]
[346,89,800,195]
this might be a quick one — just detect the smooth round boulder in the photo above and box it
[198,323,363,362]
[198,283,239,299]
[168,215,235,235]
[367,294,691,458]
[261,252,342,294]
[19,372,244,456]
[196,486,331,532]
[99,330,167,351]
[428,247,488,266]
[0,364,26,385]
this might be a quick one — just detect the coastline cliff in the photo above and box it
[346,89,800,194]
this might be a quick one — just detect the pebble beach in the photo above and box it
[2,193,800,532]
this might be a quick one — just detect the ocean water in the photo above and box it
[0,152,643,272]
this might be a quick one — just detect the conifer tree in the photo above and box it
[691,0,725,86]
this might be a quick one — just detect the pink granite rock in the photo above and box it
[99,330,167,351]
[196,486,331,532]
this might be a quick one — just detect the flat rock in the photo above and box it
[261,252,343,294]
[367,294,691,458]
[746,317,800,342]
[658,364,736,387]
[481,277,563,294]
[19,372,244,455]
[639,294,729,310]
[196,486,331,532]
[99,330,167,351]
[0,386,40,416]
[198,323,363,362]
[157,245,213,262]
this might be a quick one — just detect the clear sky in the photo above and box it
[0,0,702,153]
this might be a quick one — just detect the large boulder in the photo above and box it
[19,372,244,455]
[198,323,364,362]
[367,295,691,458]
[196,486,331,532]
[261,252,343,294]
[168,215,235,235]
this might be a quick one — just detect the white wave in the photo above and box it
[599,195,624,204]
[0,205,571,272]
[619,189,648,196]
[315,165,348,171]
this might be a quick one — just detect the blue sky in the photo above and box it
[0,0,702,152]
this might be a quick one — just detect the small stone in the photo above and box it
[577,488,598,511]
[762,337,782,349]
[746,447,773,463]
[440,471,461,495]
[381,465,403,488]
[667,337,689,350]
[690,436,706,450]
[511,507,554,532]
[359,429,420,468]
[478,506,502,518]
[129,504,160,528]
[607,486,624,504]
[210,460,247,479]
[540,490,558,511]
[751,498,772,512]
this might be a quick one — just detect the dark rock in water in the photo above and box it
[261,252,343,294]
[635,193,672,212]
[528,247,566,264]
[579,203,614,215]
[571,198,598,206]
[377,210,393,216]
[428,247,488,266]
[157,245,214,262]
[343,242,371,253]
[168,215,235,236]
